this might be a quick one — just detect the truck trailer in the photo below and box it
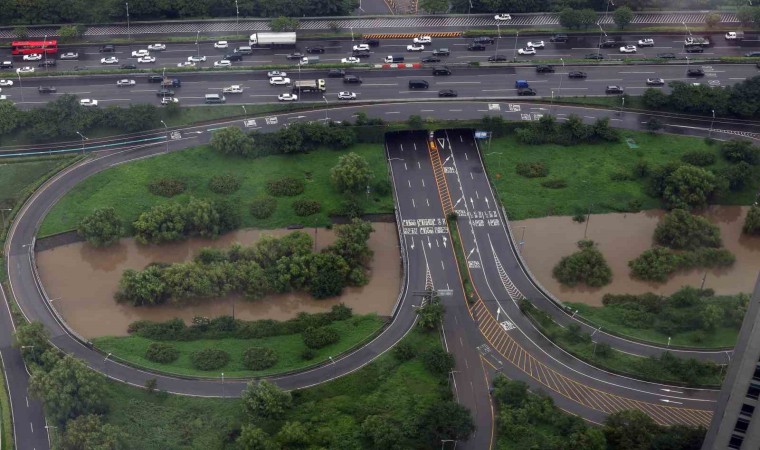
[292,79,326,93]
[684,36,711,47]
[248,32,297,47]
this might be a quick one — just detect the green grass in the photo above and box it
[92,315,385,377]
[39,143,393,236]
[100,328,446,449]
[0,364,13,450]
[0,157,71,210]
[483,131,759,220]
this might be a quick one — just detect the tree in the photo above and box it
[331,152,374,195]
[736,5,758,26]
[578,8,598,29]
[29,354,107,425]
[237,425,276,450]
[77,207,122,247]
[416,295,445,330]
[132,201,187,244]
[744,205,760,235]
[642,88,670,110]
[724,161,753,191]
[276,421,308,447]
[418,401,475,447]
[241,380,292,419]
[613,6,633,29]
[727,75,760,119]
[645,117,663,134]
[651,424,706,450]
[491,375,529,409]
[653,209,721,250]
[117,104,159,132]
[115,265,169,306]
[720,139,759,165]
[662,165,717,210]
[421,347,455,374]
[61,414,126,450]
[270,16,300,32]
[0,99,21,135]
[704,12,721,29]
[210,127,254,157]
[57,25,86,43]
[552,240,613,287]
[13,26,29,39]
[308,252,350,299]
[14,321,50,365]
[362,415,408,450]
[558,8,582,29]
[419,0,448,13]
[604,410,660,450]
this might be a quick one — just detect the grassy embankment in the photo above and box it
[92,314,385,378]
[39,143,393,236]
[0,364,12,450]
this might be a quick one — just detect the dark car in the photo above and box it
[363,39,380,47]
[568,71,587,78]
[517,87,537,96]
[328,68,346,78]
[605,85,624,94]
[306,46,325,54]
[473,36,495,44]
[0,61,13,69]
[38,59,56,67]
[745,51,760,57]
[99,44,115,52]
[38,86,57,93]
[598,39,618,48]
[286,52,304,60]
[438,89,458,97]
[432,48,450,56]
[550,34,568,43]
[657,52,677,59]
[120,64,137,70]
[467,43,487,51]
[687,68,705,77]
[585,53,605,60]
[536,65,555,73]
[148,75,164,83]
[156,88,175,97]
[422,56,441,63]
[352,50,371,58]
[343,75,362,84]
[432,66,451,75]
[488,55,507,62]
[684,46,704,53]
[224,53,243,61]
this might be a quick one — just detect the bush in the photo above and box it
[552,240,612,287]
[540,179,567,189]
[190,348,230,370]
[632,161,649,179]
[145,342,180,364]
[266,177,305,197]
[744,205,760,235]
[653,209,722,250]
[250,197,277,219]
[148,177,186,197]
[208,174,242,194]
[301,348,316,360]
[242,347,279,370]
[681,150,716,167]
[393,342,415,361]
[628,247,679,282]
[515,161,548,178]
[292,199,321,216]
[77,207,122,247]
[720,139,759,165]
[302,326,340,349]
[421,347,455,374]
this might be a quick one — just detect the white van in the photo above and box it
[204,94,226,104]
[235,46,253,55]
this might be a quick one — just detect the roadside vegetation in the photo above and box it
[552,239,612,287]
[0,366,12,450]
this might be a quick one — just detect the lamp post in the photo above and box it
[126,2,131,44]
[43,34,48,70]
[1,208,11,229]
[160,120,169,153]
[350,26,354,42]
[104,352,112,379]
[556,58,564,107]
[682,21,692,37]
[76,131,87,155]
[195,31,200,58]
[516,225,526,252]
[16,71,23,103]
[221,372,225,398]
[235,0,239,37]
[512,31,519,61]
[686,55,690,67]
[496,23,501,39]
[596,23,607,59]
[584,203,593,239]
[709,109,715,137]
[241,105,247,121]
[322,95,328,122]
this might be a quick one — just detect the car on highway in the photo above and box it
[131,49,150,57]
[99,44,115,52]
[467,43,486,51]
[148,43,166,51]
[160,97,179,105]
[363,38,380,47]
[536,64,554,73]
[38,60,56,67]
[0,80,13,86]
[177,61,196,67]
[338,91,357,100]
[188,55,207,62]
[286,52,304,60]
[138,56,156,63]
[605,85,624,94]
[0,61,13,69]
[518,47,536,55]
[101,57,119,64]
[568,71,587,78]
[60,52,79,59]
[422,56,442,63]
[517,87,537,96]
[269,76,291,85]
[638,39,654,47]
[488,55,507,62]
[585,53,605,60]
[214,41,229,49]
[746,51,760,57]
[147,75,164,83]
[213,60,232,67]
[343,75,362,84]
[527,41,545,49]
[438,89,458,97]
[224,53,243,61]
[23,53,42,61]
[37,86,56,93]
[433,48,450,56]
[353,50,371,58]
[619,45,637,53]
[494,13,512,21]
[413,36,432,44]
[646,78,665,86]
[328,69,345,78]
[278,93,298,101]
[16,66,35,73]
[116,79,136,86]
[157,88,175,97]
[0,95,6,101]
[473,37,495,45]
[687,68,705,77]
[407,44,425,52]
[341,57,361,64]
[222,85,244,94]
[550,34,568,43]
[306,46,325,54]
[352,44,370,52]
[598,39,619,48]
[79,98,98,107]
[120,64,137,70]
[268,71,287,78]
[657,52,677,59]
[684,45,704,53]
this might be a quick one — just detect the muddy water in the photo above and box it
[37,223,401,338]
[512,206,760,306]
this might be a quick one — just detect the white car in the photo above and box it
[619,45,637,53]
[407,44,425,52]
[138,56,156,63]
[267,71,287,78]
[527,41,545,49]
[214,41,228,49]
[413,36,432,44]
[0,80,12,87]
[518,47,536,55]
[352,44,370,52]
[0,95,7,101]
[16,67,35,73]
[177,61,196,67]
[341,57,361,64]
[188,55,206,62]
[116,79,136,86]
[222,85,243,94]
[638,39,654,47]
[131,49,150,57]
[79,99,99,107]
[269,77,291,85]
[60,52,79,59]
[278,93,298,101]
[23,54,42,61]
[338,91,356,100]
[213,60,232,68]
[101,57,119,64]
[148,43,166,51]
[494,13,512,21]
[160,97,179,105]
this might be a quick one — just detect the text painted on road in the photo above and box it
[402,218,448,235]
[454,210,501,228]
[468,260,481,269]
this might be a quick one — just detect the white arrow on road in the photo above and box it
[442,236,448,248]
[453,197,463,208]
[485,197,490,209]
[659,399,683,405]
[442,155,452,165]
[466,248,475,260]
[660,388,684,394]
[427,236,432,249]
[469,197,475,209]
[410,239,415,250]
[188,131,203,134]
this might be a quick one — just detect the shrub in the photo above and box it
[681,150,716,167]
[393,342,415,361]
[552,240,612,287]
[301,348,316,360]
[208,174,242,194]
[190,348,230,370]
[242,347,279,370]
[609,172,633,182]
[373,179,392,197]
[632,161,649,178]
[250,197,277,219]
[145,342,180,364]
[628,247,679,282]
[148,177,186,197]
[77,207,122,247]
[744,205,760,235]
[720,139,759,165]
[515,161,548,178]
[302,326,340,349]
[266,177,305,197]
[653,209,721,250]
[541,179,567,189]
[421,347,455,374]
[292,199,321,216]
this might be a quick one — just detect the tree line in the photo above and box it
[643,77,760,121]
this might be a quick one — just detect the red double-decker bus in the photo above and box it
[10,40,58,56]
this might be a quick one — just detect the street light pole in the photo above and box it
[512,31,519,61]
[104,353,112,379]
[76,131,87,155]
[322,95,328,122]
[160,120,169,153]
[16,71,23,103]
[710,109,715,137]
[126,3,131,44]
[235,0,239,37]
[221,372,225,398]
[196,31,200,57]
[43,34,48,70]
[241,105,247,121]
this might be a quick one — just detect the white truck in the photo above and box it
[725,31,745,41]
[292,79,326,93]
[222,85,244,94]
[248,32,296,47]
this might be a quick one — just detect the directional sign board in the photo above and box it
[474,131,489,139]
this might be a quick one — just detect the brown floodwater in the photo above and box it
[36,223,401,338]
[512,206,760,306]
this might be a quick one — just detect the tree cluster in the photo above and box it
[77,207,123,247]
[552,240,613,287]
[642,77,760,120]
[629,246,735,282]
[653,209,721,250]
[515,114,620,146]
[557,7,598,29]
[744,204,760,235]
[132,197,240,244]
